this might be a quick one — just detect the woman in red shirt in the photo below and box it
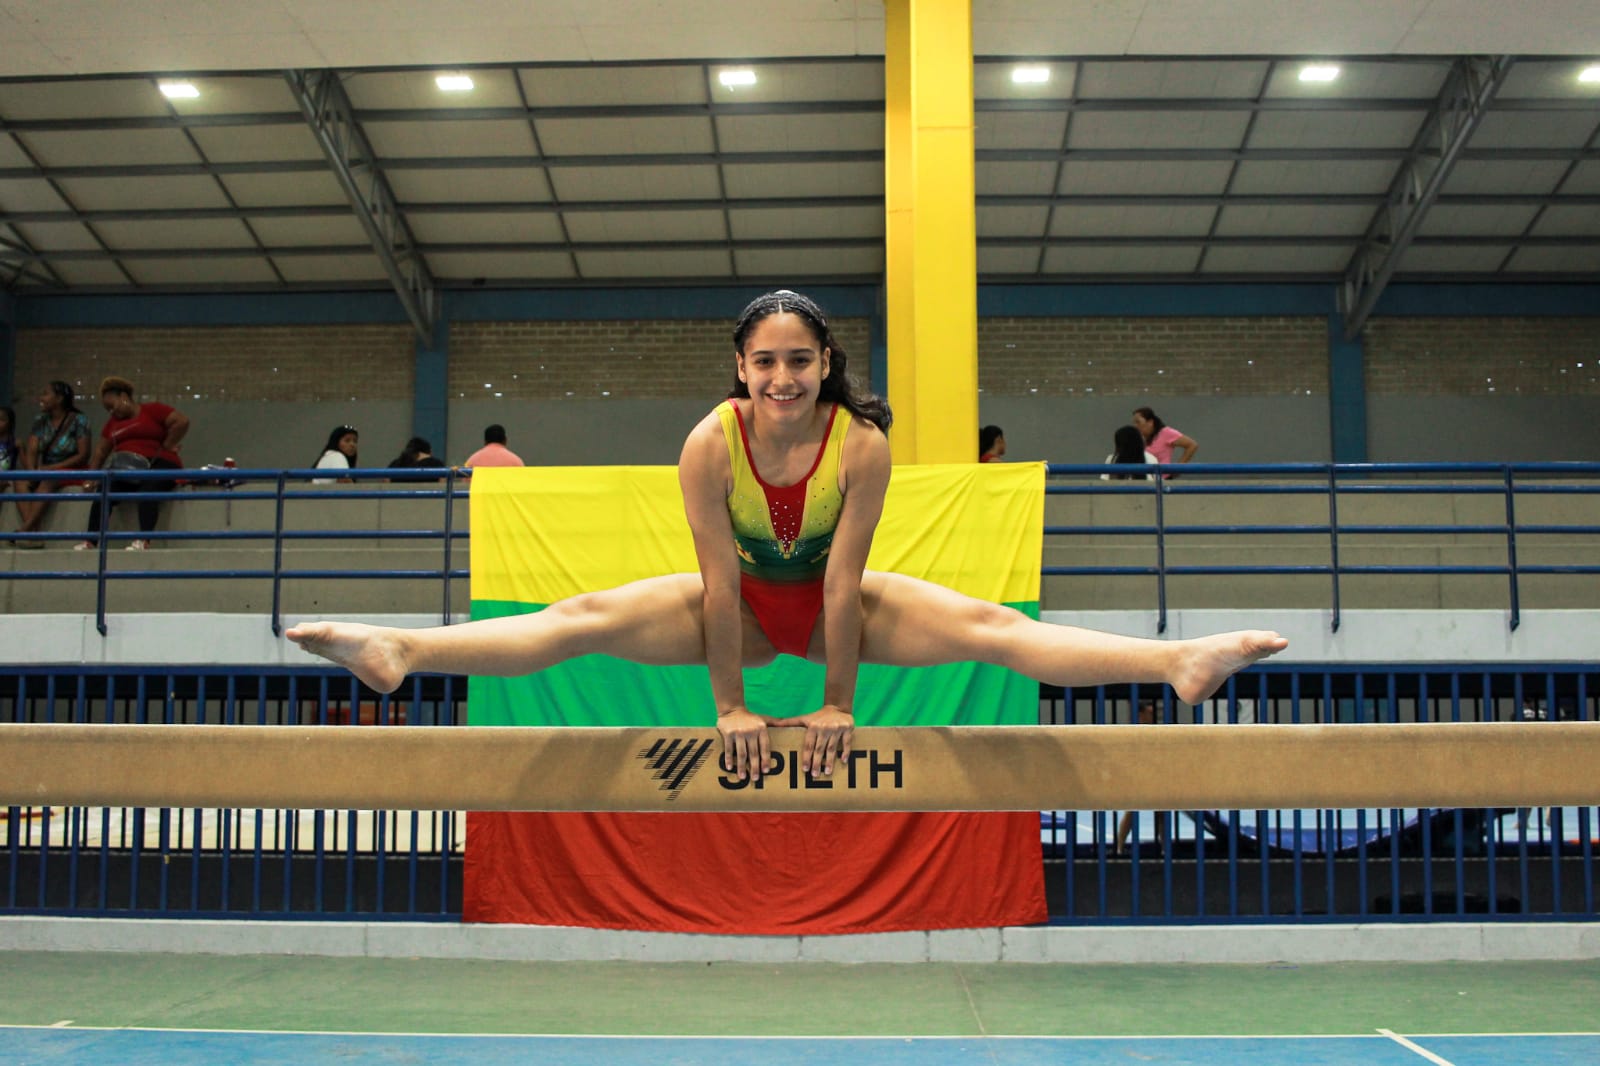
[77,376,189,552]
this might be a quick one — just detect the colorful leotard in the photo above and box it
[715,399,852,656]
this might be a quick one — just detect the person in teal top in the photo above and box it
[288,291,1287,783]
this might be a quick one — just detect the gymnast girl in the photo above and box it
[288,290,1286,783]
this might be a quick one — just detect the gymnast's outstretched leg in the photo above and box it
[286,573,777,692]
[837,571,1285,705]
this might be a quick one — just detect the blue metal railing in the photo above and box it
[1044,461,1600,632]
[2,662,1594,924]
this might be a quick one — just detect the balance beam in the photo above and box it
[2,722,1596,813]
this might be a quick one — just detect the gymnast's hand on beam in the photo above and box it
[766,706,855,779]
[717,706,776,782]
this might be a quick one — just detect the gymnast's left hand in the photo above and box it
[766,706,854,779]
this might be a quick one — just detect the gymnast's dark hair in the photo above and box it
[729,290,892,432]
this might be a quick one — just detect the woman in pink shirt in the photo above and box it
[1132,407,1197,469]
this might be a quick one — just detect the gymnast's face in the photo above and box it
[735,312,830,422]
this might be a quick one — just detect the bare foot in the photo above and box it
[285,621,410,694]
[1170,630,1288,705]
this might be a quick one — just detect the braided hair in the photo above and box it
[729,290,892,432]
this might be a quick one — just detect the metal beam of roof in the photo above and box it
[1340,56,1513,340]
[284,68,437,340]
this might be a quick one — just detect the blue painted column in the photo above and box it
[1328,312,1368,463]
[414,315,449,460]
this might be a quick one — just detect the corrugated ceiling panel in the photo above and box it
[46,261,130,285]
[159,75,299,115]
[125,257,280,285]
[1442,159,1570,195]
[536,115,715,155]
[1395,245,1512,272]
[13,220,104,250]
[344,68,528,109]
[1531,204,1600,236]
[1503,246,1600,272]
[1041,245,1202,273]
[1058,160,1234,195]
[729,204,882,240]
[1068,110,1251,149]
[1199,244,1351,274]
[386,167,553,203]
[976,204,1051,238]
[973,60,1076,100]
[1497,60,1600,99]
[716,112,881,152]
[549,164,719,201]
[1213,204,1375,237]
[1561,161,1600,194]
[734,246,882,277]
[721,161,881,198]
[1076,60,1268,98]
[977,246,1042,274]
[19,128,200,167]
[1263,59,1448,99]
[1417,203,1541,236]
[274,254,388,282]
[189,124,325,163]
[0,135,37,167]
[974,112,1067,151]
[976,160,1057,196]
[250,215,373,247]
[1228,160,1399,194]
[519,65,708,107]
[364,119,538,157]
[708,61,882,103]
[411,212,568,244]
[1247,110,1425,150]
[0,78,169,119]
[93,218,257,249]
[221,171,352,207]
[573,248,729,277]
[0,178,71,212]
[1470,111,1600,149]
[427,250,576,279]
[1048,204,1215,237]
[563,208,725,242]
[53,174,233,210]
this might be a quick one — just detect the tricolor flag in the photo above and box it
[465,462,1047,934]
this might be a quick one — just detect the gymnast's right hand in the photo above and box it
[717,706,774,782]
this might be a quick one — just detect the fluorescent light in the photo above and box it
[435,74,474,92]
[1298,64,1341,83]
[158,81,199,100]
[718,69,757,88]
[1011,66,1050,85]
[1579,64,1600,84]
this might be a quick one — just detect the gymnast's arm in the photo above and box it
[678,414,770,782]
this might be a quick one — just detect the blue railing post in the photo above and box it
[442,467,458,625]
[1153,470,1168,633]
[1504,465,1521,631]
[1327,463,1342,632]
[271,471,288,637]
[93,471,112,636]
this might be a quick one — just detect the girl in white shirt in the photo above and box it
[1102,424,1158,480]
[313,425,358,484]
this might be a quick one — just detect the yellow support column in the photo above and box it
[883,0,978,465]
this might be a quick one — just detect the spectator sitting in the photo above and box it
[979,424,1006,462]
[14,381,93,547]
[312,425,359,484]
[463,424,524,468]
[1101,425,1158,481]
[387,436,448,481]
[76,375,188,552]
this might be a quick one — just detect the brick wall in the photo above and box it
[14,325,416,403]
[1365,317,1600,396]
[446,318,873,399]
[977,316,1329,396]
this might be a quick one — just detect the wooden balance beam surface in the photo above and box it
[2,722,1596,813]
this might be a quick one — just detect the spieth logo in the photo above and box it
[636,737,716,800]
[635,735,905,801]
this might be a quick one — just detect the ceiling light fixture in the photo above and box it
[158,81,200,100]
[1298,64,1341,83]
[436,74,474,92]
[718,69,757,88]
[1579,64,1600,84]
[1012,66,1050,85]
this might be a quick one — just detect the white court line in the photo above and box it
[1378,1028,1457,1066]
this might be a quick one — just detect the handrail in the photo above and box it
[4,461,1600,635]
